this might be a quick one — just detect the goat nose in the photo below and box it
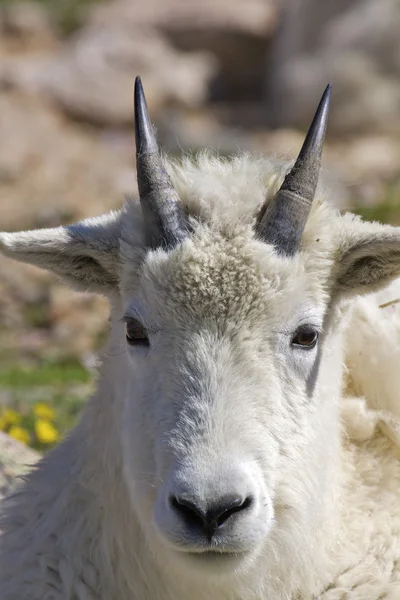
[170,494,253,538]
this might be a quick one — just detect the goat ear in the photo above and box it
[0,211,122,293]
[334,216,400,296]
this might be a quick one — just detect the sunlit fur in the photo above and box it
[1,153,400,599]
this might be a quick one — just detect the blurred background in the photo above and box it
[0,0,399,465]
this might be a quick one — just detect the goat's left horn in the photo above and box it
[134,76,188,249]
[255,84,331,256]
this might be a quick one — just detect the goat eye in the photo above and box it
[126,319,149,347]
[291,326,318,350]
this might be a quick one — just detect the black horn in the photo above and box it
[255,84,331,256]
[134,76,187,249]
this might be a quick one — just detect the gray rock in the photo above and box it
[267,0,400,135]
[0,0,278,124]
[48,26,216,125]
[1,19,216,126]
[91,0,277,102]
[0,1,53,38]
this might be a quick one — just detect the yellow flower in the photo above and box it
[1,408,21,426]
[8,425,30,445]
[35,419,59,444]
[33,402,55,421]
[0,415,8,430]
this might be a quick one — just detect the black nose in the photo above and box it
[170,494,253,540]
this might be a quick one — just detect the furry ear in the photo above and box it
[334,215,400,296]
[0,211,123,293]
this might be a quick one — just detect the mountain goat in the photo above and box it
[0,78,400,599]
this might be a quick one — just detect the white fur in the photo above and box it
[0,153,400,599]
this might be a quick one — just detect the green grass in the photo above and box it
[353,184,400,225]
[0,0,107,36]
[0,359,91,387]
[0,359,92,450]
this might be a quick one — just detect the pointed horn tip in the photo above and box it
[134,75,158,155]
[134,76,145,111]
[318,83,332,115]
[298,83,332,156]
[134,76,143,95]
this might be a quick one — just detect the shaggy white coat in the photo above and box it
[0,154,400,600]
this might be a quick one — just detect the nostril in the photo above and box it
[170,495,207,529]
[213,495,253,527]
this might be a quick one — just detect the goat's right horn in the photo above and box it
[134,76,188,249]
[255,84,331,256]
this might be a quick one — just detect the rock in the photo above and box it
[0,431,39,500]
[48,26,215,125]
[0,0,278,125]
[0,1,53,38]
[91,0,277,103]
[1,19,216,126]
[91,0,275,34]
[0,1,58,56]
[0,91,134,230]
[266,0,400,135]
[327,136,400,183]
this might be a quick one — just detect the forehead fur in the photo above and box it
[120,153,337,299]
[139,229,329,327]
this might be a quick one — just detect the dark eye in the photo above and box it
[126,319,149,347]
[291,326,318,350]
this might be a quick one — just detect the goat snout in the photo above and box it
[154,459,273,558]
[170,493,253,540]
